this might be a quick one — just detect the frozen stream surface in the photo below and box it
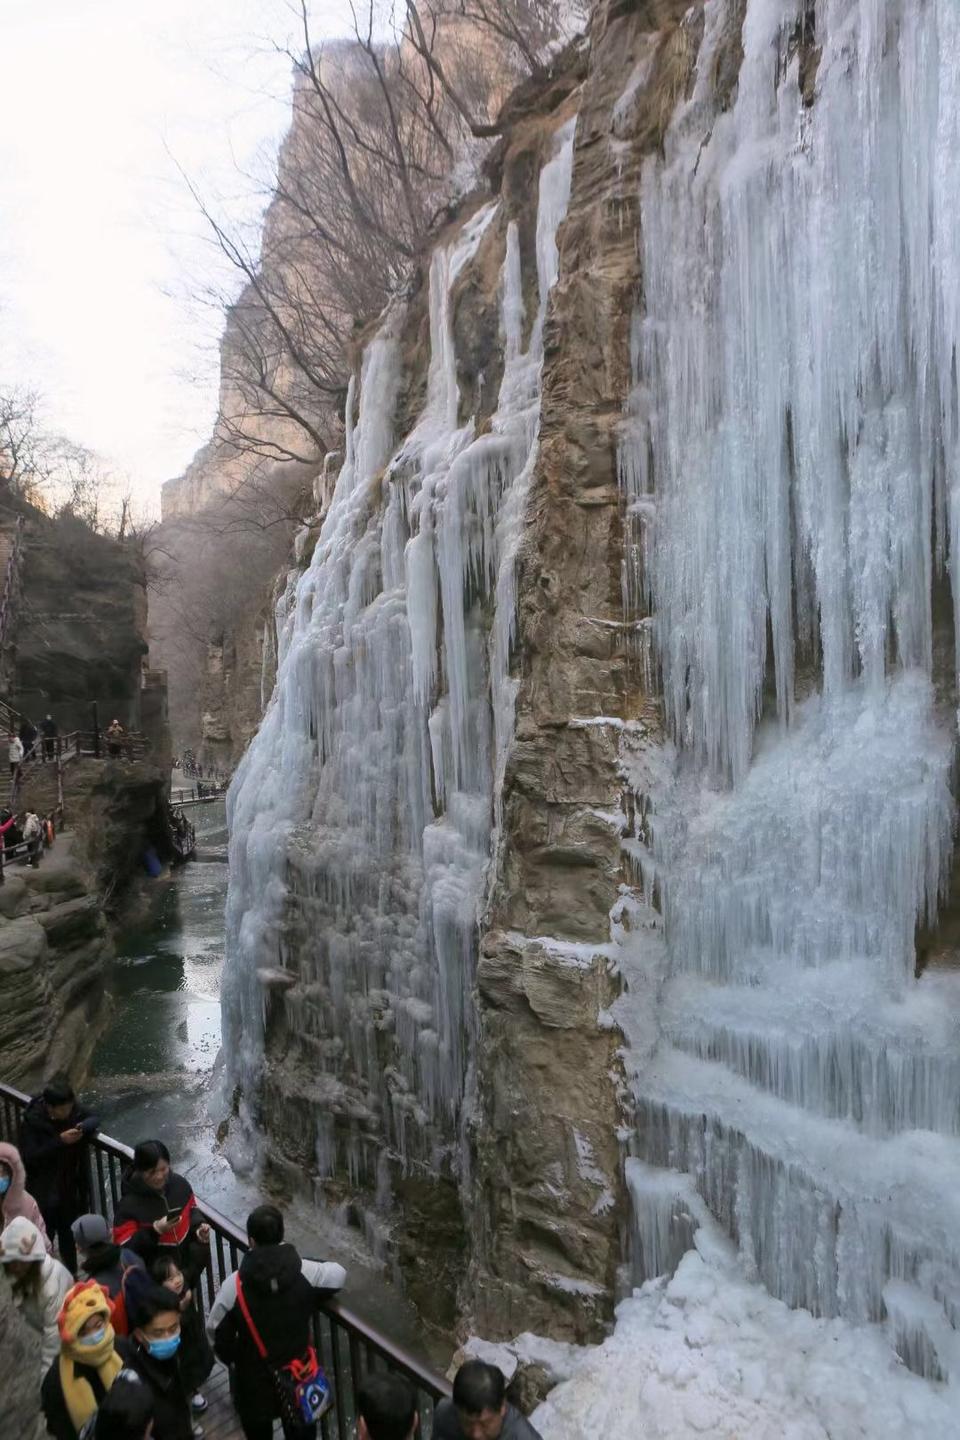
[88,797,432,1359]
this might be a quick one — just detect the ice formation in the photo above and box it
[613,0,960,1388]
[532,1219,959,1439]
[222,124,575,1184]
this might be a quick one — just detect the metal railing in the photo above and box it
[170,813,197,859]
[172,784,228,807]
[0,1082,451,1435]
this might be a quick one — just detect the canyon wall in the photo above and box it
[0,507,171,1090]
[223,0,960,1391]
[220,0,713,1344]
[12,505,150,733]
[465,0,695,1343]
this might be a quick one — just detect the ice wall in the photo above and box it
[222,125,575,1187]
[617,0,960,1382]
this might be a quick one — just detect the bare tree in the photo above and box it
[0,388,55,500]
[185,0,535,509]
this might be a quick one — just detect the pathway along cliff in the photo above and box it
[148,0,960,1434]
[86,795,430,1357]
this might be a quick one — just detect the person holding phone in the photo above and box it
[112,1141,211,1282]
[150,1252,214,1420]
[19,1078,99,1273]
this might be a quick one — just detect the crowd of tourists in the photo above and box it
[8,713,139,777]
[9,714,60,773]
[0,802,54,879]
[0,1078,542,1440]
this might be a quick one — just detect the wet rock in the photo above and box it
[0,876,29,918]
[466,0,687,1344]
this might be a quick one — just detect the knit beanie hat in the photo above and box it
[72,1214,110,1250]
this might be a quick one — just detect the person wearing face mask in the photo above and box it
[0,1139,53,1250]
[123,1285,197,1440]
[0,1214,72,1378]
[41,1279,126,1440]
[149,1253,213,1421]
[434,1361,543,1440]
[112,1141,211,1277]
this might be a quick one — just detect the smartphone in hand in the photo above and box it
[164,1207,184,1223]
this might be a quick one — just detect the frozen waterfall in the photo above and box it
[222,124,575,1189]
[617,0,960,1383]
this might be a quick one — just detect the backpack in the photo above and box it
[234,1273,332,1431]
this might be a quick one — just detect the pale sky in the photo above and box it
[0,0,352,515]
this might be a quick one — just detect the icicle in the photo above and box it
[614,0,960,1381]
[222,130,577,1180]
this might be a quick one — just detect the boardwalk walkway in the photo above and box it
[0,1084,451,1439]
[194,1363,245,1440]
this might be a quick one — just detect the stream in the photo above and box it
[86,795,433,1358]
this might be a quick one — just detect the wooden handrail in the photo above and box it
[0,1081,452,1428]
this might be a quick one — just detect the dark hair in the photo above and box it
[42,1076,75,1107]
[132,1140,171,1174]
[358,1373,417,1440]
[452,1361,505,1416]
[94,1374,155,1439]
[148,1254,181,1286]
[247,1203,284,1246]
[130,1284,181,1330]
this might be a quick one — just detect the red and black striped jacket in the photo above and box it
[112,1170,207,1279]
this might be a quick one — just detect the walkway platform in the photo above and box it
[198,1364,245,1439]
[0,1083,452,1440]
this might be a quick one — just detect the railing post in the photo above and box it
[0,1080,453,1419]
[91,702,100,759]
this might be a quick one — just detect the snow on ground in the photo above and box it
[531,1232,956,1439]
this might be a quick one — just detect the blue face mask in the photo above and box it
[78,1328,107,1348]
[0,1177,10,1196]
[145,1334,180,1361]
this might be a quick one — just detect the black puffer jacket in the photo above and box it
[19,1097,99,1216]
[212,1242,339,1421]
[112,1170,208,1277]
[119,1335,192,1440]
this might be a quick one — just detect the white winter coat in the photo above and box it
[8,737,23,764]
[1,1215,72,1377]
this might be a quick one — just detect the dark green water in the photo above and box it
[88,801,232,1195]
[87,799,431,1353]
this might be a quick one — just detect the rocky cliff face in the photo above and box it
[0,756,171,1091]
[0,502,171,1090]
[220,10,656,1339]
[464,0,688,1343]
[224,0,960,1390]
[0,852,111,1089]
[13,507,149,732]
